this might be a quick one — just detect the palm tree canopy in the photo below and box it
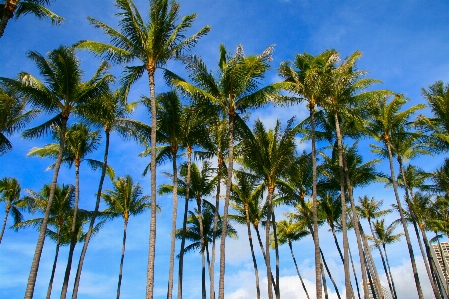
[0,177,23,224]
[274,218,309,247]
[356,196,391,222]
[370,219,403,247]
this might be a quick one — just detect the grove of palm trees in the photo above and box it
[1,1,448,299]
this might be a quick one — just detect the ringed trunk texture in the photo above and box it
[310,105,322,299]
[46,230,61,299]
[218,113,235,299]
[178,149,192,299]
[60,162,81,299]
[72,129,110,299]
[246,206,261,299]
[25,116,68,299]
[334,113,353,299]
[0,205,10,243]
[146,67,158,299]
[167,152,179,299]
[0,0,18,38]
[116,218,128,299]
[385,140,424,299]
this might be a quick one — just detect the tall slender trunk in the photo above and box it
[197,197,206,299]
[72,129,110,299]
[359,222,383,298]
[342,151,369,299]
[46,227,61,299]
[320,248,342,299]
[349,246,362,299]
[369,222,394,299]
[272,211,280,299]
[321,261,329,299]
[60,161,81,299]
[167,151,179,299]
[265,187,275,299]
[398,158,441,299]
[331,227,356,299]
[364,249,377,299]
[201,239,206,299]
[245,205,261,299]
[116,218,128,299]
[310,104,322,299]
[178,148,192,299]
[384,140,424,299]
[288,241,310,299]
[218,113,235,299]
[254,224,277,291]
[0,0,17,38]
[146,67,158,299]
[420,228,445,299]
[382,245,397,299]
[25,116,68,299]
[210,153,222,299]
[0,205,10,243]
[334,113,353,299]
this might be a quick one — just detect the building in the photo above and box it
[430,241,449,299]
[364,281,392,299]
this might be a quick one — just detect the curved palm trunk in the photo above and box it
[334,113,353,299]
[310,104,323,299]
[116,218,128,299]
[167,151,179,299]
[146,67,158,299]
[385,140,424,299]
[0,0,17,38]
[0,205,10,243]
[218,113,235,299]
[72,129,110,299]
[288,241,310,299]
[382,245,398,299]
[209,153,222,299]
[398,159,441,299]
[245,205,261,299]
[46,228,61,299]
[61,162,81,299]
[272,212,280,299]
[178,148,192,299]
[265,188,275,299]
[349,246,362,299]
[25,116,68,299]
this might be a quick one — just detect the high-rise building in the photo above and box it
[430,241,449,299]
[363,281,392,299]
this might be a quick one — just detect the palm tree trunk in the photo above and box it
[420,228,445,299]
[343,152,370,299]
[218,113,235,299]
[288,241,310,299]
[0,0,17,38]
[167,151,179,299]
[320,248,342,299]
[254,224,277,291]
[385,140,424,299]
[272,211,280,299]
[334,113,353,299]
[178,148,192,299]
[321,261,329,299]
[197,198,206,299]
[146,67,158,299]
[382,245,398,299]
[364,249,377,299]
[265,188,275,299]
[72,129,110,299]
[397,158,441,299]
[201,241,206,299]
[46,228,61,299]
[25,116,67,299]
[359,222,383,298]
[349,246,362,299]
[210,153,222,299]
[0,205,10,243]
[61,162,81,299]
[246,206,261,299]
[117,218,128,299]
[310,104,323,299]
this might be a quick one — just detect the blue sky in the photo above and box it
[1,0,449,298]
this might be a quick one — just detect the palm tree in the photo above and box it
[278,50,338,299]
[275,218,311,299]
[365,93,426,299]
[71,88,148,299]
[356,196,394,298]
[419,80,449,152]
[0,87,39,155]
[176,200,237,299]
[102,175,150,299]
[0,45,112,299]
[169,43,281,299]
[229,171,265,299]
[236,118,297,299]
[0,0,63,38]
[0,177,23,243]
[75,2,210,295]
